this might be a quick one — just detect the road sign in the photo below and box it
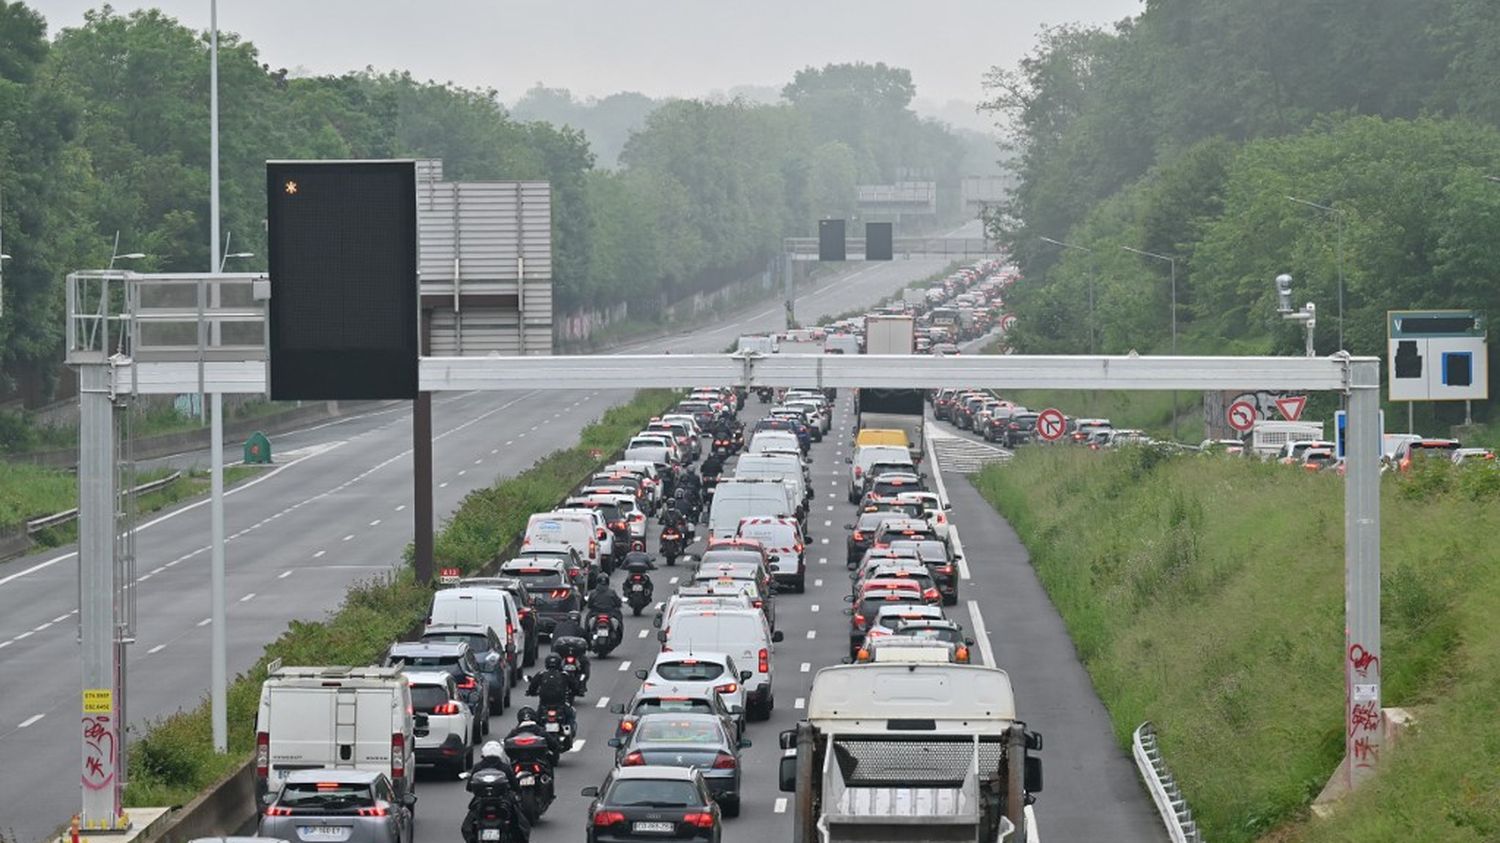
[1388,309,1488,401]
[1001,314,1017,332]
[1275,395,1307,421]
[1036,408,1067,442]
[1335,409,1386,460]
[1227,400,1257,433]
[438,567,461,584]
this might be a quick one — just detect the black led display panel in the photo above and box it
[267,160,417,400]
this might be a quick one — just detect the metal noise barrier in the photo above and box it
[1132,721,1202,843]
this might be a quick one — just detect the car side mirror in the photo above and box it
[635,669,649,680]
[840,656,852,664]
[652,614,663,628]
[843,592,854,600]
[772,630,784,643]
[740,670,752,682]
[484,652,501,668]
[843,524,855,530]
[779,729,797,750]
[261,792,277,806]
[1025,756,1044,793]
[778,753,798,792]
[844,457,852,464]
[739,737,753,749]
[731,705,744,715]
[402,792,417,808]
[965,638,976,647]
[657,630,667,643]
[609,703,625,715]
[606,738,621,748]
[580,786,600,798]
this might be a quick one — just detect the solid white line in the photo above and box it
[147,644,166,655]
[806,630,816,639]
[278,570,294,579]
[13,631,31,640]
[196,617,212,627]
[151,566,166,575]
[17,713,45,728]
[967,599,997,668]
[618,660,632,671]
[240,593,256,603]
[596,696,610,709]
[800,662,811,673]
[51,614,69,623]
[33,622,52,632]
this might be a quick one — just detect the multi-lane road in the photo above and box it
[0,250,957,842]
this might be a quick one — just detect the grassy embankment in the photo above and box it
[123,389,679,809]
[972,447,1500,841]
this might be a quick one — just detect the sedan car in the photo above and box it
[608,713,749,817]
[582,766,722,842]
[260,769,414,843]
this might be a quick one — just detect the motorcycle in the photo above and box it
[660,527,683,566]
[712,437,735,459]
[625,571,654,615]
[551,636,590,695]
[757,386,773,403]
[591,613,621,658]
[462,769,527,843]
[540,705,576,753]
[503,734,556,823]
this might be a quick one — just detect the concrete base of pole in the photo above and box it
[1310,708,1415,819]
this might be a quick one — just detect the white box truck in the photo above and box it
[865,314,916,354]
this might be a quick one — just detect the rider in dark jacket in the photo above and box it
[549,610,587,641]
[464,741,530,842]
[526,654,582,734]
[585,580,624,642]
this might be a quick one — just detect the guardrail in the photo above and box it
[1132,721,1202,843]
[25,472,183,535]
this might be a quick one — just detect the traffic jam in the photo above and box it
[249,260,1044,843]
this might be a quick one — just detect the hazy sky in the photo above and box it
[29,1,1140,124]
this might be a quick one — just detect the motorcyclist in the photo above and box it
[660,499,688,535]
[548,612,590,690]
[700,452,724,485]
[585,579,625,643]
[508,706,566,758]
[679,467,703,519]
[549,610,587,642]
[525,654,582,736]
[464,740,530,842]
[622,550,657,572]
[714,413,737,442]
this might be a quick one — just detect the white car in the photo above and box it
[634,651,750,730]
[848,445,913,503]
[893,490,951,542]
[656,589,759,631]
[659,608,784,720]
[405,670,475,778]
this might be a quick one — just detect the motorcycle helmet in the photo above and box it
[516,706,537,724]
[544,653,563,671]
[480,740,506,760]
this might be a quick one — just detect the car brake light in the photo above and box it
[550,589,571,599]
[620,719,635,732]
[589,540,598,556]
[752,599,763,609]
[622,751,646,766]
[854,466,863,477]
[256,731,270,778]
[956,645,970,662]
[506,621,515,637]
[853,613,866,628]
[852,531,864,541]
[758,647,769,673]
[684,812,717,828]
[924,588,940,602]
[937,565,954,574]
[714,683,738,694]
[264,805,293,816]
[712,751,738,770]
[391,732,405,780]
[432,701,460,715]
[565,656,576,664]
[456,676,477,690]
[593,810,626,827]
[357,805,389,817]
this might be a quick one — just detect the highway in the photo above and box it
[0,246,960,843]
[403,374,1163,842]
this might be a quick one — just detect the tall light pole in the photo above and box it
[1286,195,1346,351]
[1040,236,1096,354]
[1122,245,1179,440]
[208,0,229,756]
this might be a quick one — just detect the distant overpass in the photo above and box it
[783,235,999,261]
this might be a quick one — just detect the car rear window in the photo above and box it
[504,568,567,589]
[636,698,715,717]
[859,594,922,617]
[669,613,762,643]
[410,685,451,712]
[899,626,963,644]
[637,719,723,744]
[700,550,762,567]
[422,632,490,654]
[606,779,702,808]
[655,660,726,682]
[277,780,376,810]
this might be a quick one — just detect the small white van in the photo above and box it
[660,608,784,721]
[707,479,794,540]
[524,511,604,569]
[428,588,522,680]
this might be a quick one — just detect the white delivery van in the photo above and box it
[255,663,417,810]
[661,608,784,720]
[524,511,604,569]
[707,479,794,540]
[733,453,808,515]
[736,515,807,592]
[847,444,913,502]
[428,587,523,679]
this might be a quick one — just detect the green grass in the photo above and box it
[971,447,1500,841]
[22,465,265,549]
[124,388,680,808]
[0,463,77,533]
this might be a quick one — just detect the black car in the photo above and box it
[886,538,960,606]
[498,560,582,636]
[583,766,722,842]
[845,511,912,567]
[846,588,926,658]
[1003,412,1041,448]
[384,641,493,727]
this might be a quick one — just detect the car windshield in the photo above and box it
[277,780,376,810]
[410,685,452,712]
[605,779,702,808]
[636,719,723,744]
[655,660,726,682]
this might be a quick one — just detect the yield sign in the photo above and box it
[1227,400,1257,433]
[1036,408,1067,442]
[1275,395,1308,422]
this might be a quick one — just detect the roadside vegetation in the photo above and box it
[123,389,678,808]
[973,446,1500,841]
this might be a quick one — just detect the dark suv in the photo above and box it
[1002,412,1041,448]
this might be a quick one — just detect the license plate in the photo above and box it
[298,827,350,842]
[632,821,676,834]
[545,722,560,732]
[517,773,535,785]
[631,584,644,591]
[480,830,501,841]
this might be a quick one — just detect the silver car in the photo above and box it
[259,769,414,843]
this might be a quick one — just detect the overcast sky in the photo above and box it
[29,0,1140,127]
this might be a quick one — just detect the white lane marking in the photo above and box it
[618,660,632,672]
[967,600,997,668]
[828,492,836,498]
[774,797,788,814]
[11,631,30,641]
[530,425,538,431]
[395,504,407,512]
[826,505,833,511]
[924,428,972,581]
[638,629,649,638]
[457,470,467,477]
[491,449,498,455]
[17,713,45,729]
[818,557,827,565]
[151,566,166,575]
[794,698,805,710]
[824,520,832,527]
[369,519,381,527]
[814,579,823,587]
[33,622,52,632]
[313,550,326,558]
[196,617,212,627]
[341,534,354,542]
[474,459,483,465]
[278,570,294,579]
[147,644,166,655]
[800,662,811,673]
[505,440,514,446]
[810,605,819,613]
[596,696,611,709]
[569,739,586,753]
[439,482,449,488]
[820,537,829,544]
[52,614,69,623]
[806,630,817,639]
[240,593,256,603]
[668,577,678,584]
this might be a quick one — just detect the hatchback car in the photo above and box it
[634,652,750,729]
[583,766,722,841]
[404,670,474,778]
[419,623,511,708]
[497,559,581,635]
[611,689,745,743]
[608,713,750,817]
[260,769,414,843]
[383,642,491,732]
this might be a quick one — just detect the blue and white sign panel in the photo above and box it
[1387,309,1488,402]
[1335,409,1386,460]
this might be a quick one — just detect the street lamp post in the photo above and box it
[1286,196,1347,351]
[1121,245,1179,440]
[1039,236,1096,354]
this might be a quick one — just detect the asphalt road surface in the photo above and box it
[0,248,960,842]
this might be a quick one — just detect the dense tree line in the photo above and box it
[0,3,966,403]
[984,0,1500,394]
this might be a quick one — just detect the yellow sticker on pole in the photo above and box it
[82,688,113,713]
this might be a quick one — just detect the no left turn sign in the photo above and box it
[1227,400,1257,433]
[1036,408,1067,442]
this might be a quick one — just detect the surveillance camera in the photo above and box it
[1275,274,1294,313]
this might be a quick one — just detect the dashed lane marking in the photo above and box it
[147,644,166,655]
[638,629,649,638]
[800,662,810,673]
[341,534,354,542]
[17,714,45,729]
[240,593,256,603]
[618,660,632,671]
[813,579,823,587]
[278,570,293,579]
[806,630,817,639]
[774,798,788,814]
[596,697,610,709]
[313,550,326,558]
[196,617,212,627]
[569,739,586,753]
[810,605,819,613]
[369,519,381,527]
[794,698,805,710]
